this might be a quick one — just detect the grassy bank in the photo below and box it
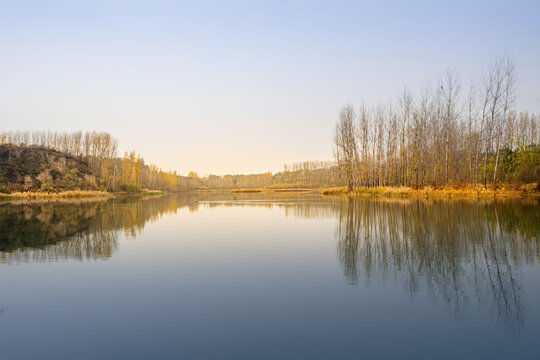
[0,189,167,200]
[2,190,113,199]
[321,184,540,198]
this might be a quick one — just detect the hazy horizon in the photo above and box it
[1,0,539,175]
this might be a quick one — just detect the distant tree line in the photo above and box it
[334,55,539,190]
[178,161,340,190]
[0,130,177,192]
[0,130,340,192]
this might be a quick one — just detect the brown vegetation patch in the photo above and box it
[321,187,349,195]
[7,190,112,199]
[321,184,540,198]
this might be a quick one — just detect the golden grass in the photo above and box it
[321,183,539,198]
[321,187,349,195]
[6,197,113,205]
[142,189,165,194]
[6,190,112,199]
[414,184,538,197]
[271,188,311,193]
[232,189,262,193]
[352,186,412,196]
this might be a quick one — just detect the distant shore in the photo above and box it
[189,184,540,198]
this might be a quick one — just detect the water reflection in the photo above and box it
[0,195,198,263]
[196,195,539,333]
[335,198,539,333]
[0,193,538,333]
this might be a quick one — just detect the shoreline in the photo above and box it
[0,189,165,200]
[1,186,538,201]
[195,185,540,198]
[0,190,113,200]
[320,186,540,199]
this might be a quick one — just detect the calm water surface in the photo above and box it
[0,193,539,359]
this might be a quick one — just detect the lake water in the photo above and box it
[0,193,539,359]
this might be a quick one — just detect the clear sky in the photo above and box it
[1,0,539,175]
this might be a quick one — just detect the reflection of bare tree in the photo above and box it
[475,202,524,333]
[335,198,539,333]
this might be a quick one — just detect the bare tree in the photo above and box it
[334,104,359,191]
[439,69,461,187]
[492,55,516,186]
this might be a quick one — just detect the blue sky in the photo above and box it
[1,0,539,174]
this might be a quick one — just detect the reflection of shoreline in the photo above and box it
[0,195,199,263]
[335,198,538,333]
[0,231,119,263]
[0,193,340,263]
